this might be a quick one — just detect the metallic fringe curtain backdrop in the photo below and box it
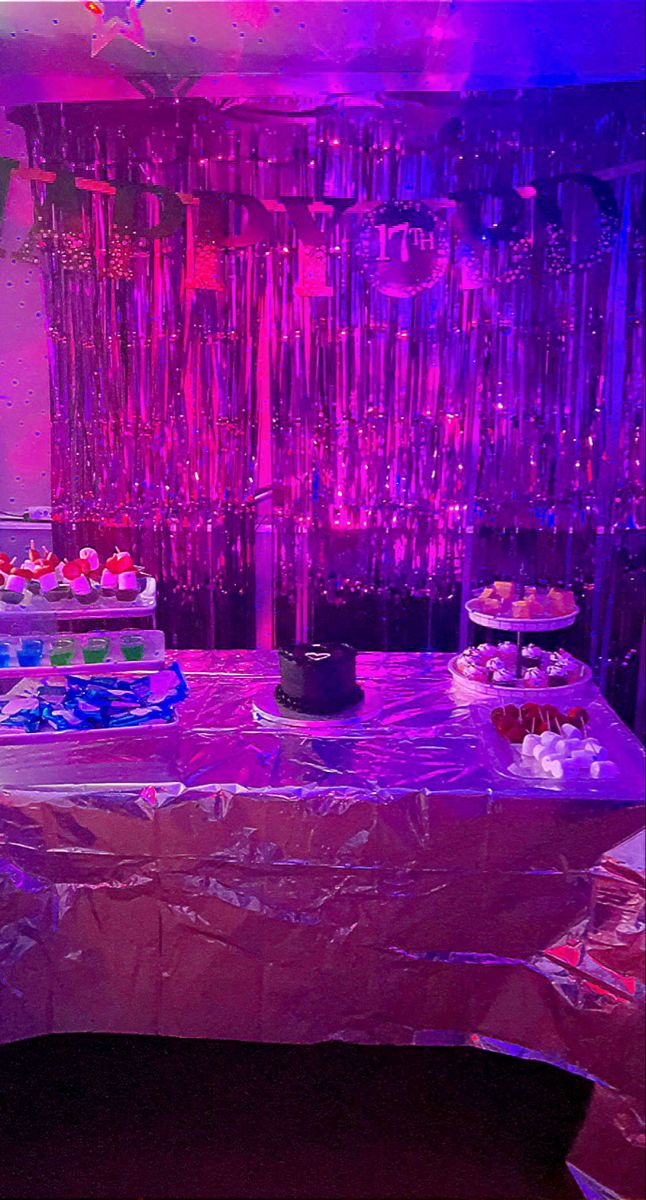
[8,85,645,729]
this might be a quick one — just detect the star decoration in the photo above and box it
[89,0,148,58]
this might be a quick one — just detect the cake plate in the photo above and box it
[464,599,579,679]
[252,682,382,729]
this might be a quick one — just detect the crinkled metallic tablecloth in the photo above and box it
[0,653,644,1200]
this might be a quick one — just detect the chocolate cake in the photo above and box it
[276,643,363,715]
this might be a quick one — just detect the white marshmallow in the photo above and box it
[539,731,560,749]
[561,723,583,740]
[590,760,619,780]
[549,759,580,780]
[522,734,541,757]
[101,567,119,590]
[583,739,609,761]
[39,571,59,594]
[80,546,100,571]
[570,750,595,770]
[5,574,26,594]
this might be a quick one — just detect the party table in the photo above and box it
[0,652,644,1200]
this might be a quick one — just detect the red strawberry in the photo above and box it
[106,550,134,574]
[505,721,526,744]
[567,706,589,731]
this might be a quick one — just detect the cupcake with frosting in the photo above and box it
[461,661,489,683]
[491,667,516,685]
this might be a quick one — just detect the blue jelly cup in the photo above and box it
[17,637,44,667]
[0,641,11,668]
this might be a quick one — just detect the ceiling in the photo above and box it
[0,0,644,104]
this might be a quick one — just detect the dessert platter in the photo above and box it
[476,699,640,795]
[0,662,187,740]
[449,641,591,699]
[0,628,165,677]
[465,581,578,631]
[253,642,379,726]
[0,544,156,619]
[451,580,590,699]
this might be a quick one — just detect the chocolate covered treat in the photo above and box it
[276,643,363,715]
[1,570,29,605]
[63,561,99,605]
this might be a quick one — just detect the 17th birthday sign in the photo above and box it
[0,156,625,296]
[358,201,452,298]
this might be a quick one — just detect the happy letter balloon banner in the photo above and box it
[7,89,645,728]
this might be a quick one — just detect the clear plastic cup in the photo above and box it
[82,635,110,665]
[0,641,11,668]
[49,637,75,668]
[17,637,44,667]
[121,634,145,662]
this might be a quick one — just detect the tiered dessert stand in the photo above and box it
[465,597,579,676]
[0,577,160,679]
[449,596,592,700]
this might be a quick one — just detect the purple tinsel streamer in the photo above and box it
[8,87,645,727]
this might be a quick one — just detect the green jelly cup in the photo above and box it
[121,634,145,662]
[50,637,75,668]
[82,635,110,665]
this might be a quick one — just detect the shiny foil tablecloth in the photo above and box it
[0,652,644,1200]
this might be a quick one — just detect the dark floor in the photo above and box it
[0,1036,591,1200]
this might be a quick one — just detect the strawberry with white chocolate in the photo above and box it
[1,567,32,605]
[79,546,102,582]
[103,550,140,602]
[34,562,70,602]
[0,553,15,593]
[63,560,99,605]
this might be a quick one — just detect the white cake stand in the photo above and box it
[464,599,579,679]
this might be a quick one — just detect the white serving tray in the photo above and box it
[448,653,592,702]
[0,574,156,621]
[0,714,176,742]
[465,598,579,633]
[474,704,643,797]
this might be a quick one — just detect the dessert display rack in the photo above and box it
[0,575,156,623]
